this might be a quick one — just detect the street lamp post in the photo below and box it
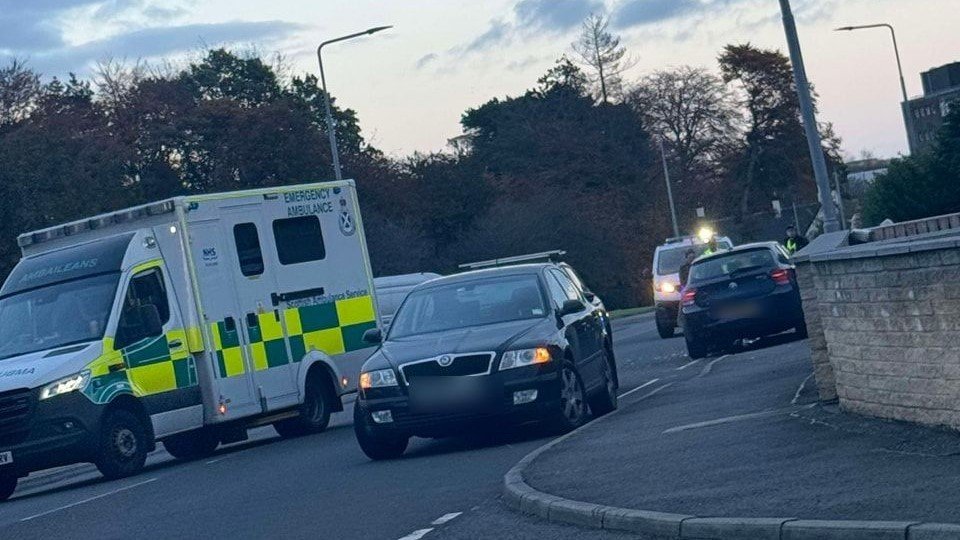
[658,138,680,238]
[317,26,392,181]
[779,0,840,233]
[835,24,915,154]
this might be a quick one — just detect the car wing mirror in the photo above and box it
[583,291,597,303]
[558,299,585,317]
[362,328,383,344]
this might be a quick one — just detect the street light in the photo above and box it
[835,23,915,154]
[317,25,392,181]
[657,138,680,238]
[779,0,840,233]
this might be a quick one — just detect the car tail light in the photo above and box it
[681,288,697,306]
[770,269,791,285]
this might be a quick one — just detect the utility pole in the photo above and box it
[779,0,840,233]
[658,138,680,237]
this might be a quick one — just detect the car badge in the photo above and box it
[729,282,738,289]
[438,355,453,367]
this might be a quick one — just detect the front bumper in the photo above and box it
[357,365,561,439]
[0,389,102,478]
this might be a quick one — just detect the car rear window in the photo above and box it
[688,249,776,283]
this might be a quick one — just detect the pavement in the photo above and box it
[3,313,960,539]
[514,320,960,537]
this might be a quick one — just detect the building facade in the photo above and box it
[906,62,960,153]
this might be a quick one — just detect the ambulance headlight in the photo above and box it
[359,369,398,389]
[40,371,91,401]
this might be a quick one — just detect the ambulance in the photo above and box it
[0,181,380,500]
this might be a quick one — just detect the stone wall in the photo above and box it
[797,234,960,429]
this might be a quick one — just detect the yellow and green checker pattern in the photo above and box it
[83,330,200,405]
[209,295,378,379]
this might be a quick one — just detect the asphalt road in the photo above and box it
[0,314,821,540]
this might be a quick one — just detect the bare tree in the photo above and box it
[572,14,634,103]
[628,66,742,184]
[93,57,146,112]
[0,59,41,127]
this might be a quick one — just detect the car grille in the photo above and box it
[401,353,494,383]
[0,388,33,447]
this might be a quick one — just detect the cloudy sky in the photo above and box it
[1,0,956,159]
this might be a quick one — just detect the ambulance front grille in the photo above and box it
[0,389,32,446]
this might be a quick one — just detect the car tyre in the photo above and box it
[96,408,149,480]
[655,311,675,339]
[0,475,16,502]
[353,406,408,460]
[551,363,588,432]
[163,428,220,461]
[588,350,618,417]
[275,374,333,438]
[685,331,708,360]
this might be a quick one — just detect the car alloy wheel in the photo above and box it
[560,366,585,424]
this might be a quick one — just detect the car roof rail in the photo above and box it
[459,250,566,270]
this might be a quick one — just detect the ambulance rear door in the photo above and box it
[260,185,379,393]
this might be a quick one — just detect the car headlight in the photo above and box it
[499,348,551,371]
[40,371,91,401]
[659,282,677,294]
[359,369,398,389]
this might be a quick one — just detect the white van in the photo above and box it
[0,181,379,500]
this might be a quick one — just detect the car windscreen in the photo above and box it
[657,241,733,275]
[688,249,776,283]
[388,275,546,339]
[0,272,120,361]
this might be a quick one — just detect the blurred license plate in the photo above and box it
[408,377,487,413]
[719,303,759,319]
[0,452,11,466]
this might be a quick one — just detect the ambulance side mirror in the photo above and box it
[362,328,383,344]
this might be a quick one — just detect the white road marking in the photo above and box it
[20,477,157,522]
[431,512,463,525]
[792,373,815,405]
[397,528,434,540]
[638,383,673,401]
[206,454,236,465]
[663,404,816,434]
[618,378,660,399]
[698,355,731,377]
[675,359,700,371]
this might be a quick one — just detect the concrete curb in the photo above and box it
[502,391,960,539]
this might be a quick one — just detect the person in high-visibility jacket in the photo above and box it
[783,226,809,255]
[702,237,720,257]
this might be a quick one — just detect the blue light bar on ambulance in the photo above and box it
[17,200,176,248]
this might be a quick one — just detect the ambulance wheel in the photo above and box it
[163,428,220,461]
[96,409,149,480]
[275,374,332,438]
[0,475,16,501]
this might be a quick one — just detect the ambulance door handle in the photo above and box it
[246,313,259,328]
[168,340,184,350]
[109,363,125,373]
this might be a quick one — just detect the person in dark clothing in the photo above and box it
[783,226,809,255]
[678,249,697,288]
